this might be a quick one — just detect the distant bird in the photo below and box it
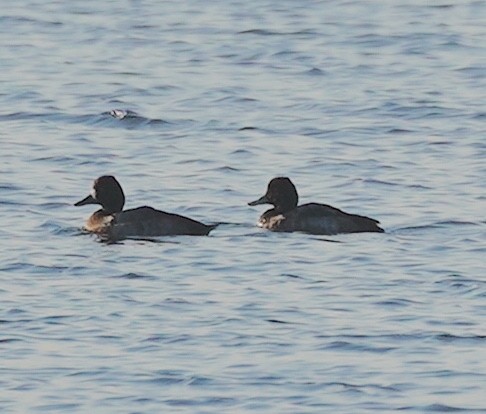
[248,177,384,235]
[75,175,216,241]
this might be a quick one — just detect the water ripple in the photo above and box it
[1,1,485,413]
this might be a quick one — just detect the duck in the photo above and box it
[74,175,216,240]
[248,177,384,235]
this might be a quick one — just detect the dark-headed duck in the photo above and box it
[75,175,216,240]
[248,177,384,235]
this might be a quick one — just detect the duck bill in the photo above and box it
[248,194,269,206]
[74,194,97,207]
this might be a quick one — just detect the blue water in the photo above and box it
[1,1,485,412]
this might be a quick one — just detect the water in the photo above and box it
[1,0,485,412]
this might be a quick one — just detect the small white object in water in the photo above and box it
[110,109,128,119]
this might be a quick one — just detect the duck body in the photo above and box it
[249,177,384,235]
[75,176,215,241]
[257,202,383,235]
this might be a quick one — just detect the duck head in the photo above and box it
[74,175,125,214]
[248,177,299,213]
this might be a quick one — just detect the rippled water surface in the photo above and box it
[1,0,485,412]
